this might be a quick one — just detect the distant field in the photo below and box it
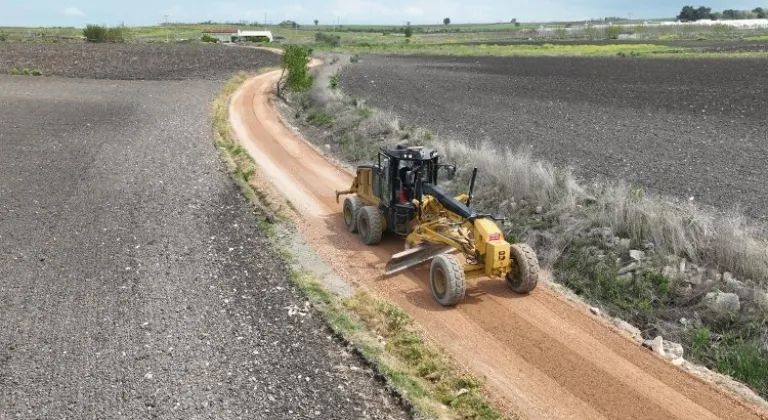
[3,20,768,59]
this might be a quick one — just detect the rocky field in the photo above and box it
[0,46,408,418]
[0,43,280,80]
[340,54,768,220]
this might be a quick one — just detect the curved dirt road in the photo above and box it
[230,70,768,420]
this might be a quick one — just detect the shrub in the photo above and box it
[329,73,339,90]
[315,32,341,47]
[604,25,622,39]
[307,108,335,127]
[83,24,125,43]
[83,24,107,42]
[201,34,218,43]
[105,26,125,43]
[0,31,8,41]
[277,45,314,97]
[350,54,360,63]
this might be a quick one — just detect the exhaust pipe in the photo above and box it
[466,167,478,208]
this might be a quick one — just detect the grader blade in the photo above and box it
[384,245,454,276]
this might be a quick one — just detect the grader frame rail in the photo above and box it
[335,145,539,307]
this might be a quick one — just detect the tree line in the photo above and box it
[677,5,767,21]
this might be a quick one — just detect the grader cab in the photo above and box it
[335,145,540,307]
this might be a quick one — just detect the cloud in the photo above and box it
[288,4,307,14]
[62,7,84,17]
[161,5,186,18]
[330,0,494,22]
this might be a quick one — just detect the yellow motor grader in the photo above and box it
[335,145,539,306]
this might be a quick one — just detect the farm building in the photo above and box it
[201,28,239,43]
[200,28,273,43]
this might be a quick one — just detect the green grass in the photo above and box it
[331,42,685,57]
[688,327,768,397]
[8,67,43,76]
[556,245,672,316]
[307,108,335,127]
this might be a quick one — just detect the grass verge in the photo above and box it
[211,69,506,419]
[282,52,768,400]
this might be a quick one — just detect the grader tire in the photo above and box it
[357,206,383,245]
[343,196,363,233]
[430,254,466,307]
[506,243,540,294]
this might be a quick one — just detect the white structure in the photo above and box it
[238,30,274,42]
[201,29,274,43]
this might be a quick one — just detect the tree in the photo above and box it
[314,19,319,26]
[404,21,413,37]
[755,7,767,18]
[676,5,712,22]
[276,45,313,98]
[510,18,517,23]
[443,17,451,25]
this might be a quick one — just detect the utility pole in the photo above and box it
[164,15,169,42]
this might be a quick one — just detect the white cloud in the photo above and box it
[330,0,495,23]
[63,7,84,17]
[288,4,307,14]
[403,7,424,16]
[161,5,186,18]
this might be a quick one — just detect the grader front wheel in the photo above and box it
[343,196,362,233]
[357,206,383,245]
[430,254,466,306]
[506,243,540,294]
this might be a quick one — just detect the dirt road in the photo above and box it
[230,70,768,420]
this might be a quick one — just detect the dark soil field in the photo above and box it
[0,46,406,418]
[0,43,280,80]
[442,39,768,53]
[340,55,768,220]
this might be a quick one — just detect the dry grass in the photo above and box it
[435,138,768,283]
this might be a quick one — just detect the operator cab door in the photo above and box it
[374,153,392,206]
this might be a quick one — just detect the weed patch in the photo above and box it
[307,108,335,127]
[8,67,43,76]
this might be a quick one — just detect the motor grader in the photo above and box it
[335,145,539,306]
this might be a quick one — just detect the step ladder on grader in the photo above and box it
[335,145,540,306]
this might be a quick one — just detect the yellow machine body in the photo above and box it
[334,144,540,306]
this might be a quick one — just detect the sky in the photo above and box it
[0,1,761,27]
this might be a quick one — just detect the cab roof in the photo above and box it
[381,145,439,161]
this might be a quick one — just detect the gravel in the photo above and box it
[0,43,280,80]
[340,54,768,220]
[0,72,408,419]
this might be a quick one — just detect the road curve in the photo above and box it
[229,67,768,420]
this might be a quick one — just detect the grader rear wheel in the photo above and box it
[430,254,466,306]
[506,243,539,294]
